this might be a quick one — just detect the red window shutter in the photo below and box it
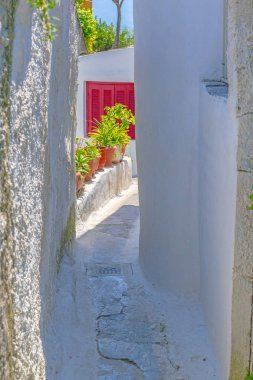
[86,82,115,135]
[115,85,127,105]
[102,85,114,113]
[91,89,100,121]
[128,84,136,140]
[86,83,102,134]
[86,82,135,139]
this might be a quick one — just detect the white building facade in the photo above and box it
[76,47,137,175]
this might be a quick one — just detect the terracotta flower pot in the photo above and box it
[94,157,100,172]
[120,144,127,162]
[105,147,116,167]
[98,147,107,170]
[76,172,81,192]
[85,162,94,182]
[76,172,85,194]
[90,159,97,177]
[112,145,121,164]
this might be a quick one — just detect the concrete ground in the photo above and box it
[45,180,219,380]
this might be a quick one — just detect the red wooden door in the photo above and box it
[86,82,135,139]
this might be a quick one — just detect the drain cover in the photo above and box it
[86,263,133,276]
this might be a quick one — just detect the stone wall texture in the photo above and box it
[228,0,253,379]
[0,0,79,378]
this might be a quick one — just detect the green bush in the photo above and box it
[75,2,134,53]
[94,20,115,52]
[76,6,97,53]
[119,28,134,48]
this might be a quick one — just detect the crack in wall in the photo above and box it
[96,340,144,375]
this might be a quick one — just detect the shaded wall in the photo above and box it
[228,1,253,378]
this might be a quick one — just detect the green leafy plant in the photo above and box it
[244,375,253,380]
[27,0,59,42]
[103,103,135,131]
[119,27,134,48]
[83,141,101,160]
[89,104,135,148]
[75,148,90,178]
[94,20,115,52]
[249,187,253,210]
[89,119,117,147]
[75,2,134,54]
[75,5,97,53]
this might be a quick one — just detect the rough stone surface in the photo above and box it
[0,1,17,378]
[228,0,253,378]
[45,181,219,380]
[77,157,132,222]
[0,0,80,378]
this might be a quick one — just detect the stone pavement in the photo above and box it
[45,180,219,380]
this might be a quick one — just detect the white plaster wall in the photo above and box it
[199,85,237,380]
[134,0,224,294]
[76,48,137,175]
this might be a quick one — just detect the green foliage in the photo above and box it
[244,375,253,380]
[83,141,101,160]
[75,5,97,53]
[75,148,90,178]
[75,140,100,168]
[27,0,59,42]
[94,20,115,52]
[119,27,134,48]
[89,119,117,147]
[75,3,134,53]
[249,187,253,210]
[103,103,135,131]
[89,104,134,147]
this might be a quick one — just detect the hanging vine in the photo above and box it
[249,187,253,210]
[27,0,59,42]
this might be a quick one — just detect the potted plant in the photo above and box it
[89,120,116,167]
[89,104,135,167]
[103,104,134,163]
[83,142,101,177]
[75,148,90,194]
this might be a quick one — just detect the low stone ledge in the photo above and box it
[76,157,132,222]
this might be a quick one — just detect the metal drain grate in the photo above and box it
[86,263,133,276]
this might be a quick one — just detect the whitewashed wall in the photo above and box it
[134,1,237,379]
[135,0,224,291]
[76,48,137,175]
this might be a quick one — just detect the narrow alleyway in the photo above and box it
[45,180,219,380]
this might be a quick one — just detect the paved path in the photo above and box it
[45,180,219,380]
